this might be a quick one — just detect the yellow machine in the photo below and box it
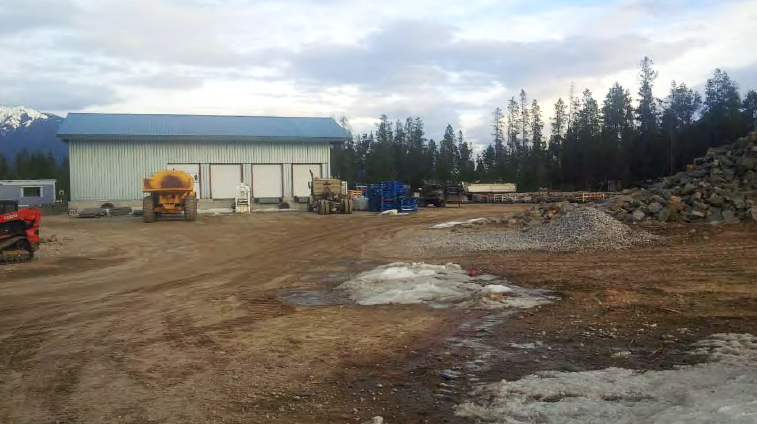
[142,170,198,223]
[307,171,353,215]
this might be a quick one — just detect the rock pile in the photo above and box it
[606,130,757,224]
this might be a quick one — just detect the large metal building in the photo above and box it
[57,113,351,209]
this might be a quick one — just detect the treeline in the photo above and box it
[333,57,757,191]
[0,150,70,198]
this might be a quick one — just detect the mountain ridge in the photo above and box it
[0,105,67,162]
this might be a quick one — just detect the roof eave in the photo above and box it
[57,134,349,143]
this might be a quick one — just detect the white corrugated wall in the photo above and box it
[69,140,331,201]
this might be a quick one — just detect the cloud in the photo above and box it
[281,18,697,101]
[0,0,75,37]
[0,78,120,111]
[1,0,756,150]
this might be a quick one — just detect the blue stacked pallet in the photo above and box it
[366,184,383,212]
[367,181,406,212]
[399,197,418,213]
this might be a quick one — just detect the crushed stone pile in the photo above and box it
[605,129,757,224]
[417,207,661,252]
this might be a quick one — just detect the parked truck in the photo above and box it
[142,170,198,223]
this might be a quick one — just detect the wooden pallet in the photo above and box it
[575,192,607,203]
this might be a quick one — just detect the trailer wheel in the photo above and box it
[185,194,198,221]
[143,196,156,223]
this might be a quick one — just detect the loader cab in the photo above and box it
[0,200,19,214]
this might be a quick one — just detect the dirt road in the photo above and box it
[1,206,755,424]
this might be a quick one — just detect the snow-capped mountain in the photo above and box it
[0,105,67,162]
[0,106,51,130]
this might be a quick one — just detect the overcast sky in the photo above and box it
[1,0,756,150]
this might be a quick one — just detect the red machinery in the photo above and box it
[0,200,41,262]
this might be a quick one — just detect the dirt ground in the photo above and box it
[1,205,756,424]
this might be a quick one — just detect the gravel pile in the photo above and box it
[416,207,663,253]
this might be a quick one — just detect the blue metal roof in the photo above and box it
[57,113,351,140]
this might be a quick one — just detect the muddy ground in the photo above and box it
[1,205,755,424]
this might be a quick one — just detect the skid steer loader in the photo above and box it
[0,200,40,262]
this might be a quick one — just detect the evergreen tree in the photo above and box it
[576,89,602,187]
[601,83,635,183]
[636,56,660,179]
[426,138,438,181]
[457,130,475,182]
[332,116,356,181]
[701,68,745,145]
[333,57,755,191]
[519,89,531,151]
[505,97,520,181]
[482,144,496,181]
[0,153,9,179]
[438,124,458,182]
[491,107,506,175]
[530,98,546,190]
[549,98,568,187]
[744,89,757,129]
[661,81,702,173]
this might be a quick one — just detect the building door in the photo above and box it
[292,164,321,198]
[167,163,201,198]
[252,164,283,199]
[210,164,242,199]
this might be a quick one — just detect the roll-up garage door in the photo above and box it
[292,164,321,198]
[252,164,283,198]
[210,164,241,199]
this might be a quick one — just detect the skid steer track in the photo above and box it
[0,236,35,263]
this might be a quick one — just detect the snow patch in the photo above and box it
[0,105,49,130]
[482,285,512,294]
[430,218,488,229]
[457,333,757,424]
[335,262,555,309]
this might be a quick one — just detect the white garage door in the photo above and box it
[210,164,241,199]
[167,163,201,198]
[292,164,321,198]
[252,164,283,198]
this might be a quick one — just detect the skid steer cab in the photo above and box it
[306,170,353,215]
[0,200,41,262]
[142,170,198,223]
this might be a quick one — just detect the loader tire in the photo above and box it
[143,196,156,223]
[185,194,198,221]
